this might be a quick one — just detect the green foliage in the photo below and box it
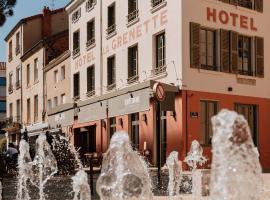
[0,0,17,26]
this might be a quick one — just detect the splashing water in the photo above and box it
[166,151,181,197]
[96,131,153,200]
[210,109,262,200]
[72,170,91,200]
[184,140,207,170]
[16,140,32,200]
[31,133,58,200]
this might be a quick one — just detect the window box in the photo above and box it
[127,9,139,24]
[86,0,96,12]
[127,75,139,84]
[151,0,167,13]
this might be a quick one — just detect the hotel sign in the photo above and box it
[207,7,258,31]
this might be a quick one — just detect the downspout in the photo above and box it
[185,90,188,157]
[100,0,104,152]
[20,25,23,127]
[42,45,46,123]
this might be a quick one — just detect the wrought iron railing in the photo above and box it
[107,83,116,91]
[127,75,139,84]
[151,65,167,76]
[106,24,116,35]
[151,0,165,8]
[86,38,95,47]
[72,48,80,57]
[127,9,139,23]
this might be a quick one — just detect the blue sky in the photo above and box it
[0,0,70,61]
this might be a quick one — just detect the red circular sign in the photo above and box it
[153,83,166,102]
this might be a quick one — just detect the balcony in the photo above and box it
[107,83,116,91]
[72,48,80,57]
[5,116,21,128]
[86,38,96,49]
[15,46,20,55]
[8,54,13,62]
[8,85,13,94]
[106,24,116,37]
[16,80,21,89]
[127,10,139,24]
[127,75,139,84]
[151,65,167,77]
[86,90,95,97]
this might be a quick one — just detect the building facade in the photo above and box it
[64,0,270,171]
[0,63,6,122]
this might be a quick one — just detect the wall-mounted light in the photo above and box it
[118,118,123,128]
[142,114,147,124]
[170,111,176,120]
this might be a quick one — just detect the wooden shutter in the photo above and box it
[255,0,263,13]
[255,37,264,77]
[220,29,230,73]
[190,22,200,68]
[230,31,238,73]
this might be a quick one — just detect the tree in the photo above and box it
[0,0,17,26]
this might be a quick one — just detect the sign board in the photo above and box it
[153,82,166,102]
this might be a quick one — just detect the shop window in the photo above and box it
[200,101,218,146]
[73,73,80,99]
[109,117,116,138]
[238,35,252,76]
[127,45,138,83]
[87,19,95,47]
[235,104,258,146]
[107,56,116,90]
[127,0,138,23]
[87,65,95,96]
[130,113,139,150]
[107,3,116,35]
[200,28,216,71]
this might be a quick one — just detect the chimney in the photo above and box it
[42,6,52,38]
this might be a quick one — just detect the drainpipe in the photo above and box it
[42,46,46,123]
[100,0,104,152]
[185,90,188,157]
[20,24,23,139]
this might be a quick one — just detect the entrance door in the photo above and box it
[88,126,96,153]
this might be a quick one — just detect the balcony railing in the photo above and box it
[5,115,21,127]
[86,38,95,48]
[127,75,139,84]
[106,24,116,36]
[151,0,165,8]
[127,10,139,23]
[86,0,96,11]
[151,65,167,76]
[238,69,254,76]
[86,90,95,97]
[8,85,13,94]
[107,83,116,91]
[73,95,80,102]
[16,80,21,89]
[72,48,80,57]
[8,54,13,62]
[15,46,20,55]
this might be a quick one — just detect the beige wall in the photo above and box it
[182,0,270,98]
[45,52,71,113]
[21,48,44,125]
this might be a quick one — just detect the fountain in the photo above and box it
[210,109,262,200]
[165,151,182,197]
[96,131,153,200]
[16,140,32,200]
[31,133,58,200]
[72,170,91,200]
[184,140,207,199]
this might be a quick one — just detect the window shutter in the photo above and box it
[255,0,263,13]
[220,29,230,73]
[255,37,264,78]
[190,22,200,68]
[230,31,238,73]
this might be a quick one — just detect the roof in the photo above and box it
[4,7,66,42]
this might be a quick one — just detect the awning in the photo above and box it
[48,109,75,128]
[22,122,49,137]
[78,101,107,123]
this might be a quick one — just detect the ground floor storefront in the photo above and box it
[47,81,270,171]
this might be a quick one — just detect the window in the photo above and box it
[87,19,95,47]
[61,94,66,104]
[127,0,138,23]
[27,64,30,86]
[73,73,80,98]
[128,45,138,83]
[9,103,13,118]
[73,30,80,56]
[151,0,166,9]
[16,99,20,119]
[72,8,81,23]
[218,0,263,12]
[86,0,96,11]
[200,29,216,70]
[107,56,116,90]
[87,65,95,95]
[8,72,13,93]
[238,35,252,75]
[27,98,30,123]
[0,77,6,86]
[200,101,218,146]
[47,99,52,110]
[156,32,166,68]
[34,58,38,82]
[0,100,6,113]
[54,96,58,107]
[16,32,20,55]
[34,95,38,122]
[109,117,116,138]
[235,104,258,146]
[130,113,139,150]
[9,41,12,61]
[61,66,65,80]
[107,3,116,35]
[16,67,21,88]
[54,70,59,83]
